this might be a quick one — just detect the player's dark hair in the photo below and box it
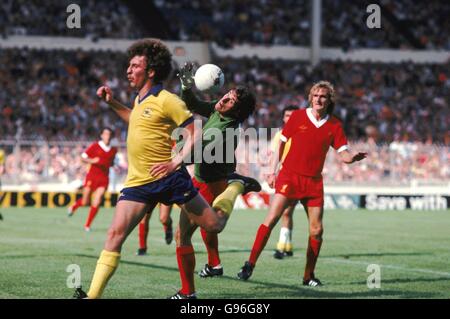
[234,86,256,123]
[101,127,114,138]
[282,105,299,116]
[127,39,172,84]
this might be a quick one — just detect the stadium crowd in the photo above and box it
[1,48,448,144]
[1,140,448,187]
[1,1,449,49]
[0,0,143,39]
[0,44,448,186]
[322,0,450,50]
[154,0,311,47]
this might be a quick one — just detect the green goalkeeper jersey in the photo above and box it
[180,88,239,183]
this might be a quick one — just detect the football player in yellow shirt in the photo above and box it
[73,39,247,299]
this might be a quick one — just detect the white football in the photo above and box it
[194,64,225,92]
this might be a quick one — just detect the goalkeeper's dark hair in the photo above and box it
[127,38,172,84]
[234,86,256,123]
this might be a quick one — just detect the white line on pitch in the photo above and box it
[323,258,450,277]
[154,239,450,278]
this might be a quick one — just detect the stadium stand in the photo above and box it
[2,1,449,48]
[155,0,450,49]
[0,1,448,188]
[0,0,145,39]
[1,48,448,144]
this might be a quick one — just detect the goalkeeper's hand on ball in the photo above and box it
[177,62,195,90]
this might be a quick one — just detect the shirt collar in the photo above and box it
[138,84,163,104]
[98,140,111,152]
[306,108,329,128]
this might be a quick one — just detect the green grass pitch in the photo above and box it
[0,207,449,299]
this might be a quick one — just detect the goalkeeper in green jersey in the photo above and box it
[170,62,261,299]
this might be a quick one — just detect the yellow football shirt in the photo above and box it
[271,130,291,163]
[124,88,193,187]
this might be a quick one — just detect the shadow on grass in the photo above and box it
[195,248,252,255]
[325,252,431,259]
[74,254,438,299]
[75,253,180,272]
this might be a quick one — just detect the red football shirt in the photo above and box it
[83,141,117,178]
[280,108,348,177]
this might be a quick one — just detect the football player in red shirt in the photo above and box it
[68,127,118,231]
[238,81,367,286]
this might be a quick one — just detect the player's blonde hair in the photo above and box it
[308,81,335,115]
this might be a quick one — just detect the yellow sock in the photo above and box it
[212,182,244,217]
[87,250,121,299]
[276,242,286,251]
[285,243,293,253]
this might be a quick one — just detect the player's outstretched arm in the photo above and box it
[178,62,215,118]
[97,86,131,123]
[339,150,368,164]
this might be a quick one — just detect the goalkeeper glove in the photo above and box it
[177,62,195,90]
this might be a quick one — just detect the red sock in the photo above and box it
[248,224,272,267]
[304,236,323,280]
[84,206,99,228]
[200,228,221,267]
[139,222,149,249]
[71,198,83,213]
[176,245,195,295]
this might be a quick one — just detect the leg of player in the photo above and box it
[83,200,153,299]
[196,179,228,278]
[303,206,324,287]
[274,205,295,259]
[238,193,293,280]
[137,206,156,255]
[68,186,91,217]
[199,228,223,278]
[171,209,199,299]
[84,186,106,231]
[284,205,295,256]
[159,204,173,245]
[180,180,245,233]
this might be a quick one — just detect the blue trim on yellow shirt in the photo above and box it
[179,116,194,128]
[138,84,163,104]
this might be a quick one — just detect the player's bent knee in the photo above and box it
[106,228,126,246]
[202,220,223,234]
[92,202,101,209]
[309,226,323,237]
